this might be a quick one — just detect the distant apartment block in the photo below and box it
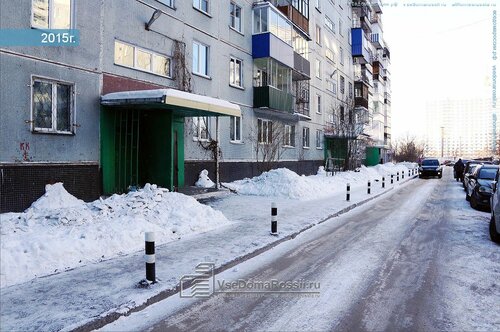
[425,98,496,158]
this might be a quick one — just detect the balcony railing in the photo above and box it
[293,51,310,79]
[254,85,294,113]
[371,33,384,49]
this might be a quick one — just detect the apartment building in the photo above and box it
[425,98,496,158]
[0,0,391,212]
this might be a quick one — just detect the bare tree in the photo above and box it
[247,119,287,172]
[393,134,426,162]
[324,96,369,170]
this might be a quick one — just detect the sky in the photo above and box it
[382,0,497,141]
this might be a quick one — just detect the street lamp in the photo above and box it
[146,9,162,30]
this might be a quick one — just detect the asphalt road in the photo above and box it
[139,168,499,331]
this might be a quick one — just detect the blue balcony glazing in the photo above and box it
[351,28,371,64]
[253,33,294,68]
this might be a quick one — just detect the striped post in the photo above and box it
[271,202,278,235]
[397,172,400,181]
[367,180,371,194]
[346,183,351,201]
[382,176,385,188]
[408,170,410,177]
[391,174,394,184]
[145,232,156,283]
[402,171,405,179]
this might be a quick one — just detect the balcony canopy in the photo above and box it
[101,89,241,118]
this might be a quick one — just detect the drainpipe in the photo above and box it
[216,116,220,189]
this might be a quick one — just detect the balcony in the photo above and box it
[254,85,294,113]
[372,59,384,80]
[351,28,371,64]
[371,33,384,49]
[372,0,383,13]
[353,6,372,33]
[293,51,310,79]
[384,92,391,104]
[354,82,370,109]
[275,1,310,35]
[293,80,310,119]
[253,33,294,68]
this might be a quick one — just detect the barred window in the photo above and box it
[32,78,74,134]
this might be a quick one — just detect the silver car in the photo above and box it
[490,170,500,243]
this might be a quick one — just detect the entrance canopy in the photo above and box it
[101,89,241,117]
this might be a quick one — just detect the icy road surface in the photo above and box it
[104,168,500,331]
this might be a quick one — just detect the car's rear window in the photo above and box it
[422,160,439,166]
[478,168,498,180]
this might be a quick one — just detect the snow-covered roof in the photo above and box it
[101,89,241,117]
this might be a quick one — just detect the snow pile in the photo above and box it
[223,163,414,200]
[195,169,215,188]
[0,183,229,288]
[317,166,327,176]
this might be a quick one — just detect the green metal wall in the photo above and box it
[365,146,381,166]
[100,107,184,195]
[253,86,293,112]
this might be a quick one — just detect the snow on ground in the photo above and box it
[222,162,415,200]
[0,183,229,288]
[0,163,415,289]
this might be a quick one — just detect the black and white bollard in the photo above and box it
[382,176,385,188]
[145,232,156,283]
[402,171,405,179]
[346,183,351,201]
[391,174,394,184]
[408,170,410,177]
[397,172,400,181]
[367,180,371,194]
[270,202,278,235]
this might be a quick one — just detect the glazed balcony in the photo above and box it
[351,28,371,64]
[372,0,383,13]
[254,85,294,113]
[371,33,384,49]
[293,51,310,79]
[275,0,310,35]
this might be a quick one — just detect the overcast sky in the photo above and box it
[382,0,497,140]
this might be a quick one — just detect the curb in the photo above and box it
[73,174,418,332]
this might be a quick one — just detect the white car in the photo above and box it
[490,170,500,243]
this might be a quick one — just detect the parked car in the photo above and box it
[490,170,500,243]
[418,158,442,178]
[462,161,480,188]
[463,163,480,189]
[465,164,499,210]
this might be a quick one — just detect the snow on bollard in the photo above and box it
[145,232,156,283]
[346,183,351,201]
[270,202,278,236]
[402,171,405,179]
[382,176,385,188]
[367,180,371,194]
[397,172,400,181]
[391,174,394,184]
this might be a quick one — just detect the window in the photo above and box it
[32,77,74,134]
[325,16,334,32]
[316,129,322,149]
[32,0,73,29]
[230,2,242,32]
[284,125,295,147]
[340,47,344,65]
[315,25,321,45]
[303,127,310,148]
[316,94,321,114]
[315,59,321,78]
[114,40,171,77]
[193,41,209,76]
[159,0,174,7]
[230,116,242,142]
[326,48,335,62]
[258,118,272,144]
[229,57,243,87]
[327,80,336,94]
[193,0,209,13]
[253,6,292,45]
[193,116,209,140]
[340,75,345,94]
